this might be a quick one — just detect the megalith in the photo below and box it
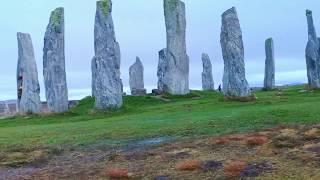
[43,7,69,113]
[129,57,146,96]
[163,0,189,95]
[305,10,320,88]
[17,32,41,113]
[201,53,215,90]
[264,38,276,90]
[157,48,168,93]
[220,7,251,97]
[91,0,123,109]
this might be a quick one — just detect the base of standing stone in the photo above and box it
[152,89,163,96]
[131,89,147,96]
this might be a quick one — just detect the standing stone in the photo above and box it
[264,38,276,90]
[43,7,68,113]
[220,7,251,97]
[17,33,41,113]
[91,0,122,109]
[163,0,189,95]
[129,57,146,96]
[305,10,320,88]
[201,53,215,90]
[157,48,168,93]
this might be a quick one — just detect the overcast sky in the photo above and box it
[0,0,319,100]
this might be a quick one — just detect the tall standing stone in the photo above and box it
[43,7,69,113]
[220,7,251,97]
[157,48,168,93]
[91,0,122,109]
[305,10,320,88]
[17,33,41,113]
[163,0,189,95]
[264,38,276,90]
[129,57,146,96]
[201,53,215,90]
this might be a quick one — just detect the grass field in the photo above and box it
[0,85,319,154]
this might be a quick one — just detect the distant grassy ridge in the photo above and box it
[0,85,319,152]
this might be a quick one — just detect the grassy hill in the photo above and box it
[0,85,320,153]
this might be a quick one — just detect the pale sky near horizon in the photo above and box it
[0,0,319,100]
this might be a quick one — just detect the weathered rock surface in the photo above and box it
[129,57,146,96]
[201,53,215,90]
[17,33,41,113]
[264,38,276,90]
[91,0,123,109]
[157,48,168,93]
[305,10,320,88]
[43,7,69,113]
[220,7,251,97]
[163,0,189,95]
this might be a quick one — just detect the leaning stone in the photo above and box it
[220,7,251,97]
[129,57,146,96]
[43,7,69,113]
[305,10,320,88]
[263,38,276,90]
[91,0,123,109]
[201,53,215,90]
[163,0,189,95]
[17,33,41,113]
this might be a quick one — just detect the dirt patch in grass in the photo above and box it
[1,124,320,179]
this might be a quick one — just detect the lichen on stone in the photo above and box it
[51,7,63,27]
[99,0,110,16]
[165,0,180,10]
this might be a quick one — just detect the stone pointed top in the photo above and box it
[306,9,317,41]
[201,53,211,68]
[97,0,112,16]
[202,53,210,60]
[135,56,142,64]
[265,38,274,46]
[222,7,237,17]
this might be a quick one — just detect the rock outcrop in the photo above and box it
[201,53,215,90]
[129,57,146,96]
[91,0,123,109]
[17,33,41,113]
[43,7,69,113]
[305,10,320,88]
[157,48,168,93]
[163,0,189,95]
[264,38,276,90]
[220,7,251,97]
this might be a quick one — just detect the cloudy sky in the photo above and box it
[0,0,319,100]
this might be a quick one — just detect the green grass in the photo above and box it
[0,85,319,152]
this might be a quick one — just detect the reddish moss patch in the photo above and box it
[176,159,202,171]
[224,161,247,177]
[106,168,130,179]
[245,136,268,146]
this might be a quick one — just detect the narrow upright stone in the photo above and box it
[157,48,168,93]
[305,10,320,88]
[163,0,189,95]
[17,33,41,113]
[43,7,68,113]
[91,0,123,109]
[129,57,146,96]
[264,38,276,90]
[220,7,251,97]
[201,53,215,90]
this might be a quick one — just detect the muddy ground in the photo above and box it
[1,124,320,180]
